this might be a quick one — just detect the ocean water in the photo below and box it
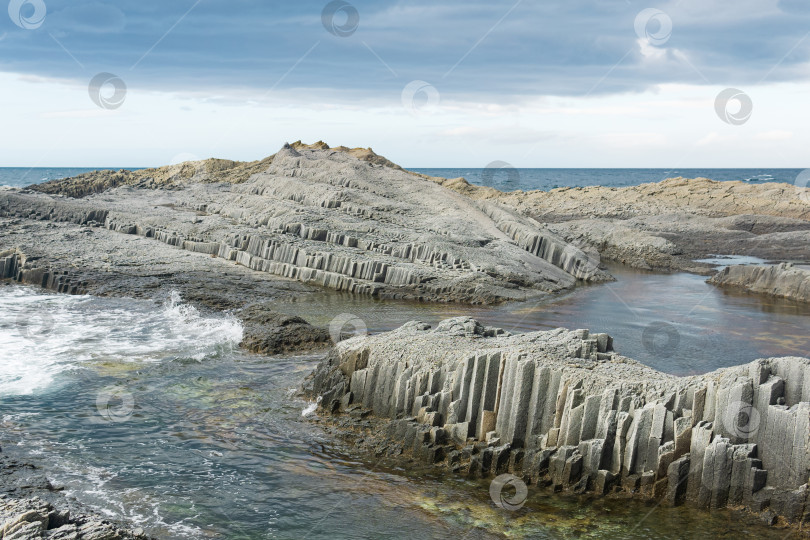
[411,167,806,191]
[0,167,804,191]
[0,265,807,538]
[0,167,141,188]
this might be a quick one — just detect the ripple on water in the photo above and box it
[0,286,243,395]
[0,277,807,538]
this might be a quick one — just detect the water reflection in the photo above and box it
[280,263,810,376]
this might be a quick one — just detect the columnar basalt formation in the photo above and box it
[1,144,610,304]
[0,249,89,295]
[709,263,810,304]
[308,317,810,526]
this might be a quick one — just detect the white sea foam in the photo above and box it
[301,396,322,417]
[0,286,243,395]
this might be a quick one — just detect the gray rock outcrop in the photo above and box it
[709,262,810,303]
[430,175,810,275]
[308,317,810,525]
[0,496,150,540]
[1,144,610,305]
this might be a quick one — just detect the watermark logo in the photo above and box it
[794,169,810,204]
[715,88,752,126]
[96,387,135,422]
[322,0,359,37]
[329,313,367,343]
[480,161,520,190]
[723,401,761,440]
[8,0,46,30]
[401,80,440,116]
[634,8,672,46]
[88,72,127,110]
[490,474,528,511]
[15,311,54,341]
[642,321,680,358]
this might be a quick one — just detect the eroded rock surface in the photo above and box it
[430,176,810,274]
[0,452,152,540]
[709,263,810,304]
[1,144,609,306]
[308,317,810,526]
[0,497,150,540]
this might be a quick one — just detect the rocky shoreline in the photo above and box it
[709,262,810,304]
[430,175,810,275]
[2,141,810,536]
[0,449,153,540]
[307,317,810,531]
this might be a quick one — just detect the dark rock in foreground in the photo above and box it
[0,452,152,540]
[307,317,810,528]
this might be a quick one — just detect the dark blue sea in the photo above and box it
[410,167,805,191]
[0,167,142,188]
[0,167,805,191]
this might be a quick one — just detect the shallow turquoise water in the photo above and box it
[0,270,806,538]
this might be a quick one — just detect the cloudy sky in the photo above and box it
[1,0,809,167]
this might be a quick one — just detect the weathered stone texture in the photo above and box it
[309,317,810,525]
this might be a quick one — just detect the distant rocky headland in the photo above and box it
[2,141,810,535]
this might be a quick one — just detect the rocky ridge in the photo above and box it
[430,175,810,274]
[28,141,414,199]
[1,144,609,306]
[308,317,810,528]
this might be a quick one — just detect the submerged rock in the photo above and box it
[709,262,810,303]
[307,317,810,527]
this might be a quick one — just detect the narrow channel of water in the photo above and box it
[0,263,807,538]
[279,263,810,376]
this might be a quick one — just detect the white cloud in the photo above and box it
[755,130,794,141]
[1,70,808,168]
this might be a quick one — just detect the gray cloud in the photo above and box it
[0,0,808,102]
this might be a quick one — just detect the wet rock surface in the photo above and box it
[0,453,151,540]
[307,317,810,530]
[0,240,328,355]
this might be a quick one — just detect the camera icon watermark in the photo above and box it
[329,313,367,343]
[322,0,359,37]
[401,80,440,116]
[8,0,46,30]
[490,473,528,511]
[480,161,520,190]
[722,401,760,440]
[15,311,54,341]
[96,387,135,422]
[89,72,127,110]
[794,169,810,205]
[642,321,680,358]
[634,8,672,46]
[715,88,752,126]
